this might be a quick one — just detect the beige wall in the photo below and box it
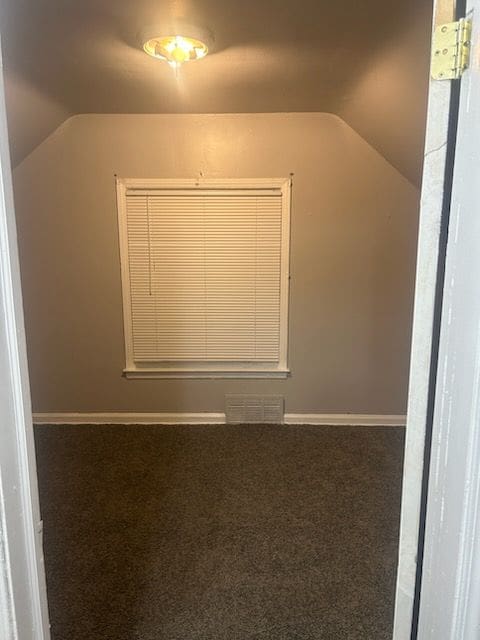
[12,113,419,414]
[338,2,432,186]
[3,70,71,168]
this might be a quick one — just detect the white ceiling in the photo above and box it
[0,0,432,182]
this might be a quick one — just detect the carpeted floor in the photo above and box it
[34,424,404,640]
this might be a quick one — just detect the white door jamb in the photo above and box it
[0,41,51,640]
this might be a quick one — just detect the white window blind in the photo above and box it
[117,179,290,378]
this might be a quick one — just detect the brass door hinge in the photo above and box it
[431,18,472,80]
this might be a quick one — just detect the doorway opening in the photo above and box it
[0,0,435,638]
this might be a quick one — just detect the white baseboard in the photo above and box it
[285,413,405,426]
[33,412,225,425]
[32,412,406,427]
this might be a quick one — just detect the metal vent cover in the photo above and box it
[225,395,284,424]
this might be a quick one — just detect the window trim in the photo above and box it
[116,177,291,379]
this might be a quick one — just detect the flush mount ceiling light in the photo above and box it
[141,24,213,70]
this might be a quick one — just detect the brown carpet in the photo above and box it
[34,424,404,639]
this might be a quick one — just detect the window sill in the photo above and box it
[123,368,290,379]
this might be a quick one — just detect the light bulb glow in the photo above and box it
[143,34,209,69]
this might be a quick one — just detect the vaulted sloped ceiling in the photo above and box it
[0,0,432,184]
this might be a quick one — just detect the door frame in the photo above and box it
[394,0,480,637]
[416,0,480,635]
[393,0,456,635]
[0,40,51,640]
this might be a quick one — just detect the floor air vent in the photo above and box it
[225,395,284,424]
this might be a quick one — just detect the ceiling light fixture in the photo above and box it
[141,25,212,71]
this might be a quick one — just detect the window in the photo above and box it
[116,178,291,378]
